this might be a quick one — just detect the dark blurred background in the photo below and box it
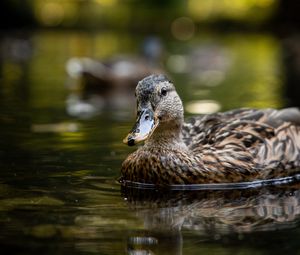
[1,2,300,254]
[0,0,300,116]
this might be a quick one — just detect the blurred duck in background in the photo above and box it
[65,37,164,118]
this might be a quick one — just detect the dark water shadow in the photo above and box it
[121,182,300,254]
[121,173,300,191]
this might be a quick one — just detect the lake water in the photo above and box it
[1,30,300,254]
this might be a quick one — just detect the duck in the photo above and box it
[120,74,300,185]
[66,37,163,95]
[65,38,164,117]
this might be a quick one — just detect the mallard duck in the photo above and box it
[65,38,164,117]
[121,74,300,185]
[66,37,163,94]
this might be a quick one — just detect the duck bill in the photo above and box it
[123,108,157,146]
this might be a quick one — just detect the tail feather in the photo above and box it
[255,122,300,170]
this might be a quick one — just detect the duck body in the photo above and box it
[121,75,300,185]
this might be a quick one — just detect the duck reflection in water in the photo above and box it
[65,37,164,118]
[122,184,300,255]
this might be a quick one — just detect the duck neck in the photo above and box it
[145,119,187,150]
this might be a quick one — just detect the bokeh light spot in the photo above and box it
[167,55,187,73]
[186,100,221,114]
[39,2,64,26]
[255,0,275,8]
[171,17,195,41]
[94,0,118,7]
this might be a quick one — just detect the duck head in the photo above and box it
[123,74,184,146]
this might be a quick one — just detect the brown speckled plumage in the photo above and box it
[121,74,300,185]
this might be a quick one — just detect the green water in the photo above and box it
[1,30,300,254]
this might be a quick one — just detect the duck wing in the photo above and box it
[253,108,300,169]
[182,108,261,147]
[182,108,300,172]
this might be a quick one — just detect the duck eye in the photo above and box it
[161,88,167,97]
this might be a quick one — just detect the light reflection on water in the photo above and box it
[0,30,299,254]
